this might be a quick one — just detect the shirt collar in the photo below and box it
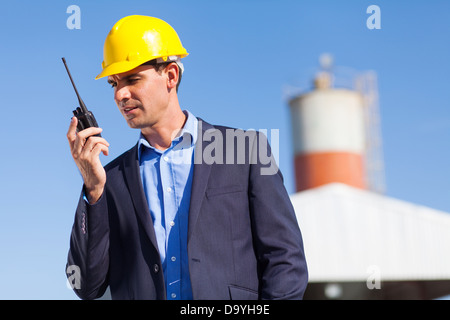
[138,110,198,160]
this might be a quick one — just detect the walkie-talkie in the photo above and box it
[62,57,101,136]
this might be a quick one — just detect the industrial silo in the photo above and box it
[288,54,384,193]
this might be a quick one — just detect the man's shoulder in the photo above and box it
[103,143,137,172]
[198,118,259,137]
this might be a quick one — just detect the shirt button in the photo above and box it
[163,156,169,162]
[167,187,172,193]
[153,264,159,273]
[171,293,177,299]
[170,221,175,227]
[171,256,176,262]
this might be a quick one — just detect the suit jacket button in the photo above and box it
[153,264,159,273]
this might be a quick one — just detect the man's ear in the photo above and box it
[165,62,179,90]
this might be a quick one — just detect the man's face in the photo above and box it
[107,65,170,129]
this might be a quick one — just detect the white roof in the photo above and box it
[290,183,450,282]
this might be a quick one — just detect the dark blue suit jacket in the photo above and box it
[67,119,308,300]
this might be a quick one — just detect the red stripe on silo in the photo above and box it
[294,152,366,192]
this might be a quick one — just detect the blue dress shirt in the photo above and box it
[137,110,197,300]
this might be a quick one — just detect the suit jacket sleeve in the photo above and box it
[249,132,308,299]
[66,186,110,300]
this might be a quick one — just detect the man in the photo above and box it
[66,15,308,300]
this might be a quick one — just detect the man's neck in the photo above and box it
[141,107,187,151]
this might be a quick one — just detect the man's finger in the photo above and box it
[73,127,104,157]
[92,143,109,158]
[79,136,109,161]
[76,126,103,141]
[67,117,78,149]
[82,136,110,154]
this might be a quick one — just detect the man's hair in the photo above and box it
[141,59,182,92]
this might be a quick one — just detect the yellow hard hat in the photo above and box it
[95,15,188,80]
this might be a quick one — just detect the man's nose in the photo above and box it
[115,85,131,102]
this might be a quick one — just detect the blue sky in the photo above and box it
[1,0,450,299]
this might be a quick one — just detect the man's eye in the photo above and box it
[128,78,139,84]
[109,81,117,88]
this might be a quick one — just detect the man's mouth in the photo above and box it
[123,106,138,114]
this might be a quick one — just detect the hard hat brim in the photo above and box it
[95,60,143,80]
[95,53,188,80]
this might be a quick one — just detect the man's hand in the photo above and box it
[67,117,110,204]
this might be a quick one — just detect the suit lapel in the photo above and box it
[122,145,159,251]
[188,119,213,242]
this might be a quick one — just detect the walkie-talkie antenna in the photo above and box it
[61,57,100,135]
[61,57,88,113]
